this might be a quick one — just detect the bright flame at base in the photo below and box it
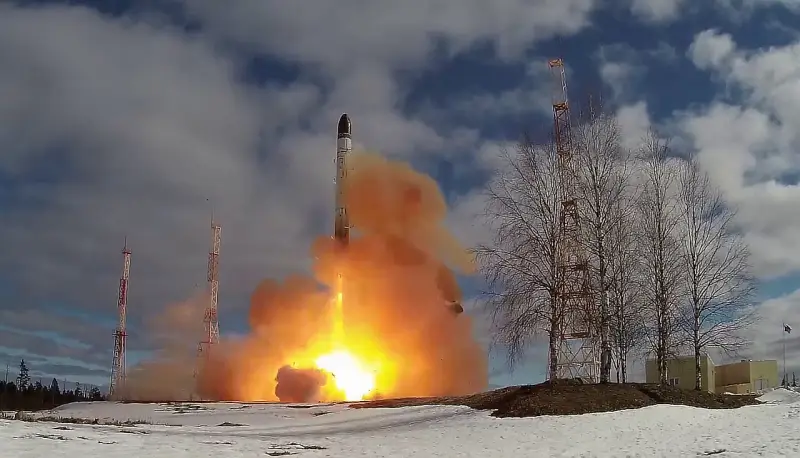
[309,274,377,401]
[315,349,376,401]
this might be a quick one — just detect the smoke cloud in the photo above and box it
[120,294,206,401]
[127,151,488,402]
[274,365,328,403]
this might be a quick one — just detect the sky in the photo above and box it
[2,0,800,390]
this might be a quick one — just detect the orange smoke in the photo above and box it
[195,151,487,402]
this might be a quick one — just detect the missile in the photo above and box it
[332,113,462,317]
[335,114,351,246]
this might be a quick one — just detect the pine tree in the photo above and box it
[50,378,60,394]
[16,359,30,390]
[792,372,797,387]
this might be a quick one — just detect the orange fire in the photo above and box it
[188,151,488,404]
[312,276,379,401]
[315,349,375,401]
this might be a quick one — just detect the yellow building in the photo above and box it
[645,354,778,394]
[645,354,716,392]
[716,359,779,394]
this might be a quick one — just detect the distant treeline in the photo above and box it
[0,359,105,411]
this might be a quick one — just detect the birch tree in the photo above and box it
[572,108,631,383]
[635,130,684,384]
[678,156,756,390]
[606,198,647,382]
[474,137,565,377]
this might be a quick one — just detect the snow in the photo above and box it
[2,395,800,457]
[756,387,800,404]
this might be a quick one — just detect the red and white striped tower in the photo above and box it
[197,220,221,361]
[109,238,131,398]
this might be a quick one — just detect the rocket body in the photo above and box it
[335,114,351,246]
[332,113,461,316]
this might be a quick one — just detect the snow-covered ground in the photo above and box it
[3,389,800,457]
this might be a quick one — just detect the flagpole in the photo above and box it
[784,323,787,387]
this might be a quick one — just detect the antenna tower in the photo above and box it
[548,58,599,383]
[197,221,221,361]
[109,238,131,398]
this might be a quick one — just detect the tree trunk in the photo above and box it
[694,346,701,391]
[621,355,627,383]
[600,288,612,383]
[694,313,701,391]
[548,313,559,380]
[658,310,668,384]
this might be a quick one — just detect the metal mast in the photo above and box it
[548,58,599,383]
[197,220,221,360]
[109,238,131,398]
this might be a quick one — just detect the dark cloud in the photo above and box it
[34,363,109,379]
[0,309,109,344]
[0,328,105,366]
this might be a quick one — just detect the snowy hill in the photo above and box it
[2,395,800,456]
[756,387,800,404]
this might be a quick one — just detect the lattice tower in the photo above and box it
[548,58,600,383]
[109,238,131,398]
[197,221,221,361]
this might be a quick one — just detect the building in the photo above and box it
[645,354,716,392]
[645,354,778,394]
[716,359,779,394]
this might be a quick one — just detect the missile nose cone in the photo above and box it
[338,113,351,137]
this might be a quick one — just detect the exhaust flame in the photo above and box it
[314,275,377,401]
[315,350,375,401]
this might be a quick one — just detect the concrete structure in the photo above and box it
[645,354,778,394]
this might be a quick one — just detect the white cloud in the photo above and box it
[679,103,767,195]
[594,43,678,104]
[599,61,640,101]
[630,0,794,23]
[616,101,652,150]
[738,289,800,377]
[177,0,598,69]
[679,30,800,278]
[687,30,736,70]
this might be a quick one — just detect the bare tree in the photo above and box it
[678,155,756,390]
[474,137,565,377]
[606,198,647,382]
[635,130,684,384]
[572,106,631,383]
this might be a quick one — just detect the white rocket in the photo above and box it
[334,113,351,246]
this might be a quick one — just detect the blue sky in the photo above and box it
[2,0,800,391]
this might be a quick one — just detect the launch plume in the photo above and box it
[129,151,488,402]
